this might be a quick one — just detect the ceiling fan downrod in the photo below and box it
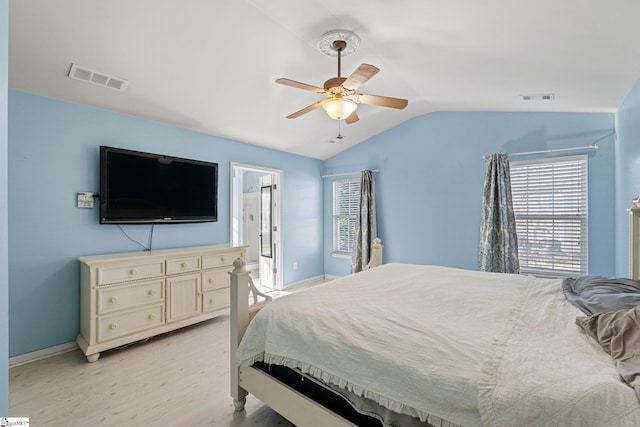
[333,40,347,77]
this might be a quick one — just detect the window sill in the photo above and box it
[520,269,585,279]
[332,252,352,259]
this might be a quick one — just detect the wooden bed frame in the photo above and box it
[229,238,384,426]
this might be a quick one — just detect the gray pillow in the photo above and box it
[563,276,640,315]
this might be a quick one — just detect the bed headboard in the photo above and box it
[630,205,640,279]
[364,237,383,270]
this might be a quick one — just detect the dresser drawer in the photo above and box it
[202,250,243,269]
[202,268,230,291]
[202,288,230,313]
[97,304,164,342]
[97,279,164,315]
[166,256,201,275]
[97,261,164,285]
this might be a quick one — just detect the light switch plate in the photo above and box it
[77,192,94,208]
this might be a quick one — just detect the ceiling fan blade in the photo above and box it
[345,111,359,124]
[286,100,324,119]
[356,93,408,109]
[276,78,325,93]
[342,64,380,91]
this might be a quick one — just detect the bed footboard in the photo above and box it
[229,238,384,422]
[229,258,272,410]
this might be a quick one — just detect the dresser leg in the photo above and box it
[233,397,246,411]
[86,353,100,363]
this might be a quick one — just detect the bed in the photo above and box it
[230,230,640,426]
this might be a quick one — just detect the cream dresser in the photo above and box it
[76,244,247,362]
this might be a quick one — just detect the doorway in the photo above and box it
[230,163,283,290]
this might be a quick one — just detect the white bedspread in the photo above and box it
[478,273,640,426]
[235,264,640,426]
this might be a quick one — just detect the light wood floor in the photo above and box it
[8,282,328,426]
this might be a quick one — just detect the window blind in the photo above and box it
[333,178,361,253]
[510,155,588,276]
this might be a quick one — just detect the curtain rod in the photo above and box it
[483,143,599,159]
[321,169,380,178]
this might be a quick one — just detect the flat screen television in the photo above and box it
[100,146,218,224]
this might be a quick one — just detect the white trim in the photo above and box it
[230,162,284,290]
[283,275,332,290]
[510,153,588,167]
[483,144,600,159]
[230,162,283,175]
[331,252,352,259]
[321,169,379,178]
[9,341,78,367]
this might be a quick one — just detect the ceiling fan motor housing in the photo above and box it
[324,77,347,90]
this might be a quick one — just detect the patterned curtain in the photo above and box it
[479,154,519,273]
[352,170,377,273]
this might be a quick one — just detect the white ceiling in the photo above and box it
[8,0,640,160]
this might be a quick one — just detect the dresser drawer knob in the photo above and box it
[209,298,214,304]
[208,278,214,284]
[181,262,187,268]
[109,297,118,303]
[148,289,156,296]
[110,323,118,330]
[221,257,225,263]
[148,314,156,320]
[129,269,137,275]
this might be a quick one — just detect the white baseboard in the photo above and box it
[283,274,340,290]
[9,341,78,368]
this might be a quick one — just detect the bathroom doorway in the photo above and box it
[230,163,283,290]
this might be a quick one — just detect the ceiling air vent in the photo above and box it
[68,64,128,92]
[521,93,554,101]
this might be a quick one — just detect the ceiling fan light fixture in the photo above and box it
[322,98,357,120]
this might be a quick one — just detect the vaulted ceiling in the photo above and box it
[9,0,640,159]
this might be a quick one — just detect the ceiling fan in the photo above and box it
[276,31,408,124]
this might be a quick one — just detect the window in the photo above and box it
[510,155,588,276]
[333,178,360,254]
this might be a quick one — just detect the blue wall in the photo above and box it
[6,84,640,362]
[8,90,324,357]
[615,79,640,276]
[323,112,616,277]
[1,0,9,415]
